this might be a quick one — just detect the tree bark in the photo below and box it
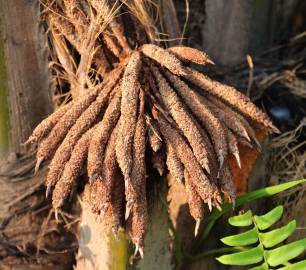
[0,1,75,269]
[202,0,252,66]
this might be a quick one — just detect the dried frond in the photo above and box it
[168,46,214,65]
[183,67,279,133]
[116,51,142,180]
[166,144,184,182]
[141,44,186,75]
[152,67,210,172]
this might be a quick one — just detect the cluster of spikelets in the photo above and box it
[29,0,279,257]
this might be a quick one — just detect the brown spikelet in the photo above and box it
[129,194,147,255]
[36,87,100,163]
[116,51,142,180]
[141,44,186,75]
[89,125,119,213]
[168,46,214,65]
[87,91,121,181]
[101,170,125,234]
[46,85,114,188]
[183,67,279,133]
[104,33,121,58]
[227,130,241,168]
[166,144,184,182]
[63,0,88,39]
[128,91,148,250]
[165,71,228,166]
[26,103,71,145]
[202,94,251,142]
[184,170,204,222]
[219,163,236,204]
[146,116,162,152]
[52,126,94,209]
[157,113,220,205]
[126,90,146,209]
[152,67,210,172]
[48,11,80,51]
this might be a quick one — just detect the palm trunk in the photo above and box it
[0,1,74,269]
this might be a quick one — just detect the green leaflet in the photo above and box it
[254,206,284,230]
[221,228,258,247]
[277,260,306,270]
[260,220,296,248]
[201,179,306,242]
[249,263,269,270]
[228,210,253,227]
[215,180,306,270]
[216,246,263,266]
[265,238,306,267]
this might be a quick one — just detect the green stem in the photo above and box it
[186,247,249,261]
[0,28,9,156]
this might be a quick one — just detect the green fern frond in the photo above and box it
[217,206,306,270]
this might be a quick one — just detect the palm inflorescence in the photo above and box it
[27,0,278,256]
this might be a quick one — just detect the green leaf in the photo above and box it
[260,220,296,248]
[266,238,306,267]
[278,260,306,270]
[216,246,263,266]
[249,263,269,270]
[201,179,306,242]
[254,206,284,230]
[228,210,253,227]
[221,228,258,247]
